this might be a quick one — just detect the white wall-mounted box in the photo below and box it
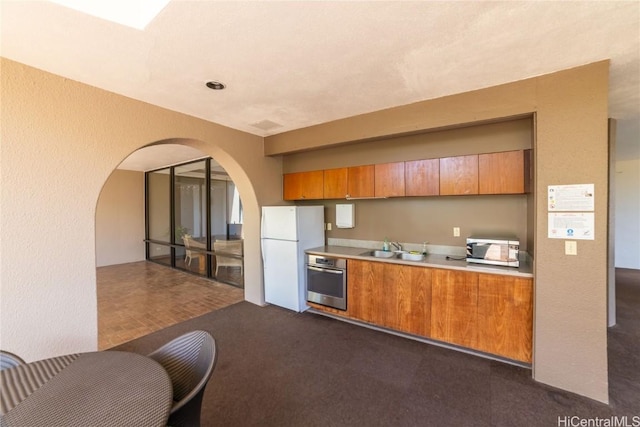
[336,204,355,228]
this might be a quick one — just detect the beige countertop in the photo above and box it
[305,245,533,278]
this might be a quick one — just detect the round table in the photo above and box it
[0,351,172,427]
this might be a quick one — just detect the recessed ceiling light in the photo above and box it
[48,0,170,30]
[206,81,226,90]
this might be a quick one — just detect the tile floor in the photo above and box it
[97,261,244,350]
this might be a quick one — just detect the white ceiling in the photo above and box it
[1,0,639,170]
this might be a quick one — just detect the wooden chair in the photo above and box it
[183,234,194,266]
[184,235,207,271]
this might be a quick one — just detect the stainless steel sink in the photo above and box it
[361,250,395,259]
[397,252,425,262]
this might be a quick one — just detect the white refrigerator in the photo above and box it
[261,206,325,312]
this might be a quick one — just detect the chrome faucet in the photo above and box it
[391,241,403,251]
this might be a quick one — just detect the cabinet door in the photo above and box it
[431,268,478,348]
[378,263,402,329]
[324,168,348,199]
[283,173,303,201]
[477,274,533,362]
[439,155,479,195]
[347,259,383,323]
[283,171,324,200]
[349,261,431,336]
[405,159,439,196]
[375,162,405,197]
[394,264,432,337]
[478,150,526,194]
[347,165,374,198]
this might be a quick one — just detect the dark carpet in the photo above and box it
[114,269,640,426]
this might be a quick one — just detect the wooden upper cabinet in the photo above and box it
[284,149,530,200]
[283,170,324,200]
[323,168,348,199]
[405,159,440,196]
[439,155,479,195]
[478,150,529,194]
[347,165,375,198]
[430,268,478,348]
[476,274,533,363]
[375,162,405,197]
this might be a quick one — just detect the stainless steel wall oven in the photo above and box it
[306,255,347,311]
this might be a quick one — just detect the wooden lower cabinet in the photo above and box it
[347,259,384,323]
[476,274,533,363]
[320,259,532,364]
[347,260,431,336]
[430,268,479,348]
[391,264,432,337]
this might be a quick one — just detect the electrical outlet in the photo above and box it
[565,241,577,255]
[453,227,460,237]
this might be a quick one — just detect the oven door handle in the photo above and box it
[307,266,343,274]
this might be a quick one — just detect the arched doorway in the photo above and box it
[96,140,259,349]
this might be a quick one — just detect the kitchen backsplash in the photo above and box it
[327,238,466,257]
[327,237,532,264]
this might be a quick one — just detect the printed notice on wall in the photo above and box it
[548,213,595,240]
[548,184,595,211]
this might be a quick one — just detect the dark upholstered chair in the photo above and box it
[0,350,26,371]
[148,330,217,427]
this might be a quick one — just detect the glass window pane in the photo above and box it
[145,157,243,286]
[174,161,207,244]
[227,181,243,237]
[147,168,171,242]
[210,179,227,240]
[148,243,171,266]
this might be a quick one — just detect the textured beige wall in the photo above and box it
[283,118,532,172]
[286,119,533,249]
[615,158,640,269]
[534,63,609,403]
[266,82,537,155]
[302,196,529,250]
[95,169,145,267]
[0,58,282,361]
[266,61,611,403]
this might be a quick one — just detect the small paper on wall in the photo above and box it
[548,184,594,211]
[548,212,595,240]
